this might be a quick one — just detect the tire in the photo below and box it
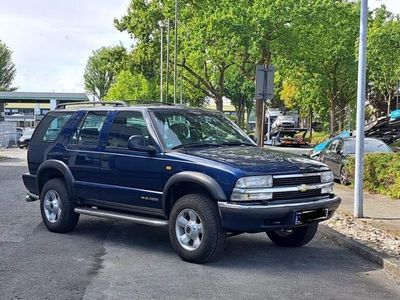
[340,167,350,185]
[266,223,318,247]
[40,178,79,233]
[169,194,226,264]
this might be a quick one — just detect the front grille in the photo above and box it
[273,189,322,200]
[273,175,321,187]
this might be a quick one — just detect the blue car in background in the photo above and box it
[310,131,351,160]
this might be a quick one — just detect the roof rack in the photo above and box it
[133,100,174,106]
[55,101,129,110]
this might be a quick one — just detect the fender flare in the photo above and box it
[36,159,77,201]
[162,171,227,213]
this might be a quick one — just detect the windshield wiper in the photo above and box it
[220,141,256,147]
[171,142,223,150]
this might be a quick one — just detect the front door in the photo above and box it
[322,139,342,177]
[96,110,165,214]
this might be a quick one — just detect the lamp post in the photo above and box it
[166,20,170,103]
[354,0,368,218]
[159,21,165,103]
[173,0,179,104]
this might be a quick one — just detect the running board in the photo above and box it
[74,207,168,227]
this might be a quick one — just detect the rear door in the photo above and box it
[95,110,165,215]
[65,111,108,201]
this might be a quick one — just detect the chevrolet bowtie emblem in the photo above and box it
[298,184,309,192]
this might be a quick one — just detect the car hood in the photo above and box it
[188,146,328,175]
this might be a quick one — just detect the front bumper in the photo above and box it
[218,195,341,233]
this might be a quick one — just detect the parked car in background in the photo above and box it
[17,127,35,149]
[308,131,352,160]
[320,137,392,185]
[16,127,23,140]
[271,115,296,130]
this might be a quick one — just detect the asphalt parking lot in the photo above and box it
[1,148,399,299]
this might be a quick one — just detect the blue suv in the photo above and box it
[23,102,341,263]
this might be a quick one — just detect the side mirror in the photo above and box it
[128,135,156,153]
[337,148,344,156]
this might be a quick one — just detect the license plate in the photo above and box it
[294,208,329,225]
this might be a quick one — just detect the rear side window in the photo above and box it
[106,111,149,148]
[32,112,73,143]
[70,111,107,146]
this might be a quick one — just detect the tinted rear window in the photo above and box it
[31,112,73,143]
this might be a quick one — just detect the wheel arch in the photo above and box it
[162,171,227,217]
[36,160,77,202]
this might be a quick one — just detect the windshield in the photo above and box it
[345,139,392,154]
[150,109,255,150]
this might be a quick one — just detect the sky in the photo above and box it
[0,0,132,93]
[0,0,399,93]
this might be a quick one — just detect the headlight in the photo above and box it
[321,171,334,183]
[235,175,273,188]
[321,185,333,194]
[231,176,273,201]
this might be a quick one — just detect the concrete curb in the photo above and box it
[320,225,400,278]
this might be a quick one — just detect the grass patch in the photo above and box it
[345,153,400,199]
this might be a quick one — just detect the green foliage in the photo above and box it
[0,40,16,91]
[225,67,254,127]
[345,153,400,199]
[83,0,400,129]
[84,45,127,99]
[368,7,400,116]
[276,0,359,132]
[105,70,157,102]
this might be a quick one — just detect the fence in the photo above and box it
[0,122,17,148]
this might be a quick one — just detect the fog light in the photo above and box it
[231,190,273,201]
[321,185,333,194]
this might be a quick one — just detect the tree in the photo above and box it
[368,7,400,116]
[275,0,359,133]
[115,0,242,110]
[105,70,156,102]
[112,0,361,133]
[0,40,16,91]
[225,67,254,128]
[84,45,127,99]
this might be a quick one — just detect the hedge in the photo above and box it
[345,153,400,199]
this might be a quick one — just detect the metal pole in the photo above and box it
[180,77,183,104]
[173,0,178,105]
[267,114,271,144]
[354,0,368,218]
[160,25,164,103]
[397,80,399,110]
[166,20,170,103]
